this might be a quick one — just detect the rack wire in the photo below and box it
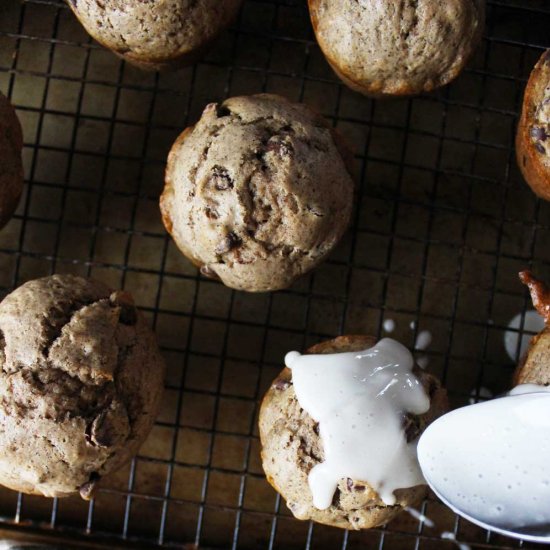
[0,0,549,548]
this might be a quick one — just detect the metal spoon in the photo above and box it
[417,390,550,544]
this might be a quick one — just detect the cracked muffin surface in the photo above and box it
[308,0,485,97]
[161,94,354,292]
[0,274,165,499]
[0,92,23,230]
[67,0,243,70]
[259,335,449,530]
[516,50,550,201]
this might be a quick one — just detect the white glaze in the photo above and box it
[285,338,430,509]
[415,330,432,351]
[404,506,435,528]
[418,384,550,536]
[504,310,545,362]
[509,383,550,396]
[441,532,471,550]
[383,318,396,333]
[404,508,471,549]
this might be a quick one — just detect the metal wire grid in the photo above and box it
[0,0,549,548]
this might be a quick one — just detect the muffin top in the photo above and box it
[259,335,449,530]
[161,94,354,292]
[0,92,23,229]
[68,0,242,68]
[309,0,485,96]
[0,274,165,498]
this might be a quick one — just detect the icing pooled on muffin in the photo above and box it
[285,338,429,508]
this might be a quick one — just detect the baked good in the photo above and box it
[516,50,550,201]
[66,0,243,71]
[259,335,448,530]
[514,271,550,385]
[0,92,23,230]
[308,0,485,97]
[160,94,355,292]
[0,274,165,499]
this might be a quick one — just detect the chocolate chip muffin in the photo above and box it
[160,94,355,292]
[0,275,165,499]
[259,335,449,530]
[516,50,550,201]
[66,0,243,71]
[514,271,550,386]
[0,92,23,230]
[308,0,485,97]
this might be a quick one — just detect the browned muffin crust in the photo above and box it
[161,94,355,292]
[308,0,485,98]
[259,335,449,530]
[514,271,550,386]
[516,50,550,201]
[0,92,23,229]
[0,275,165,499]
[66,0,243,71]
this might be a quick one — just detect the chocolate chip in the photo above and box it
[211,166,233,190]
[88,412,117,448]
[530,126,548,141]
[346,478,366,492]
[119,304,137,326]
[535,142,546,154]
[266,136,293,157]
[79,472,100,501]
[0,331,5,362]
[205,206,219,220]
[215,231,241,255]
[313,422,320,436]
[402,413,422,443]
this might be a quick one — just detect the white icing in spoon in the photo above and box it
[418,384,550,542]
[504,310,545,362]
[285,338,430,509]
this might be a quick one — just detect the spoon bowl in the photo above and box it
[417,390,550,543]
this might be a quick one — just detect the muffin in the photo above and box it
[66,0,243,71]
[0,92,23,230]
[259,335,449,530]
[308,0,485,97]
[516,50,550,201]
[514,271,550,385]
[160,94,355,292]
[0,274,165,499]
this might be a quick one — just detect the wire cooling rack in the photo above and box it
[0,0,550,548]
